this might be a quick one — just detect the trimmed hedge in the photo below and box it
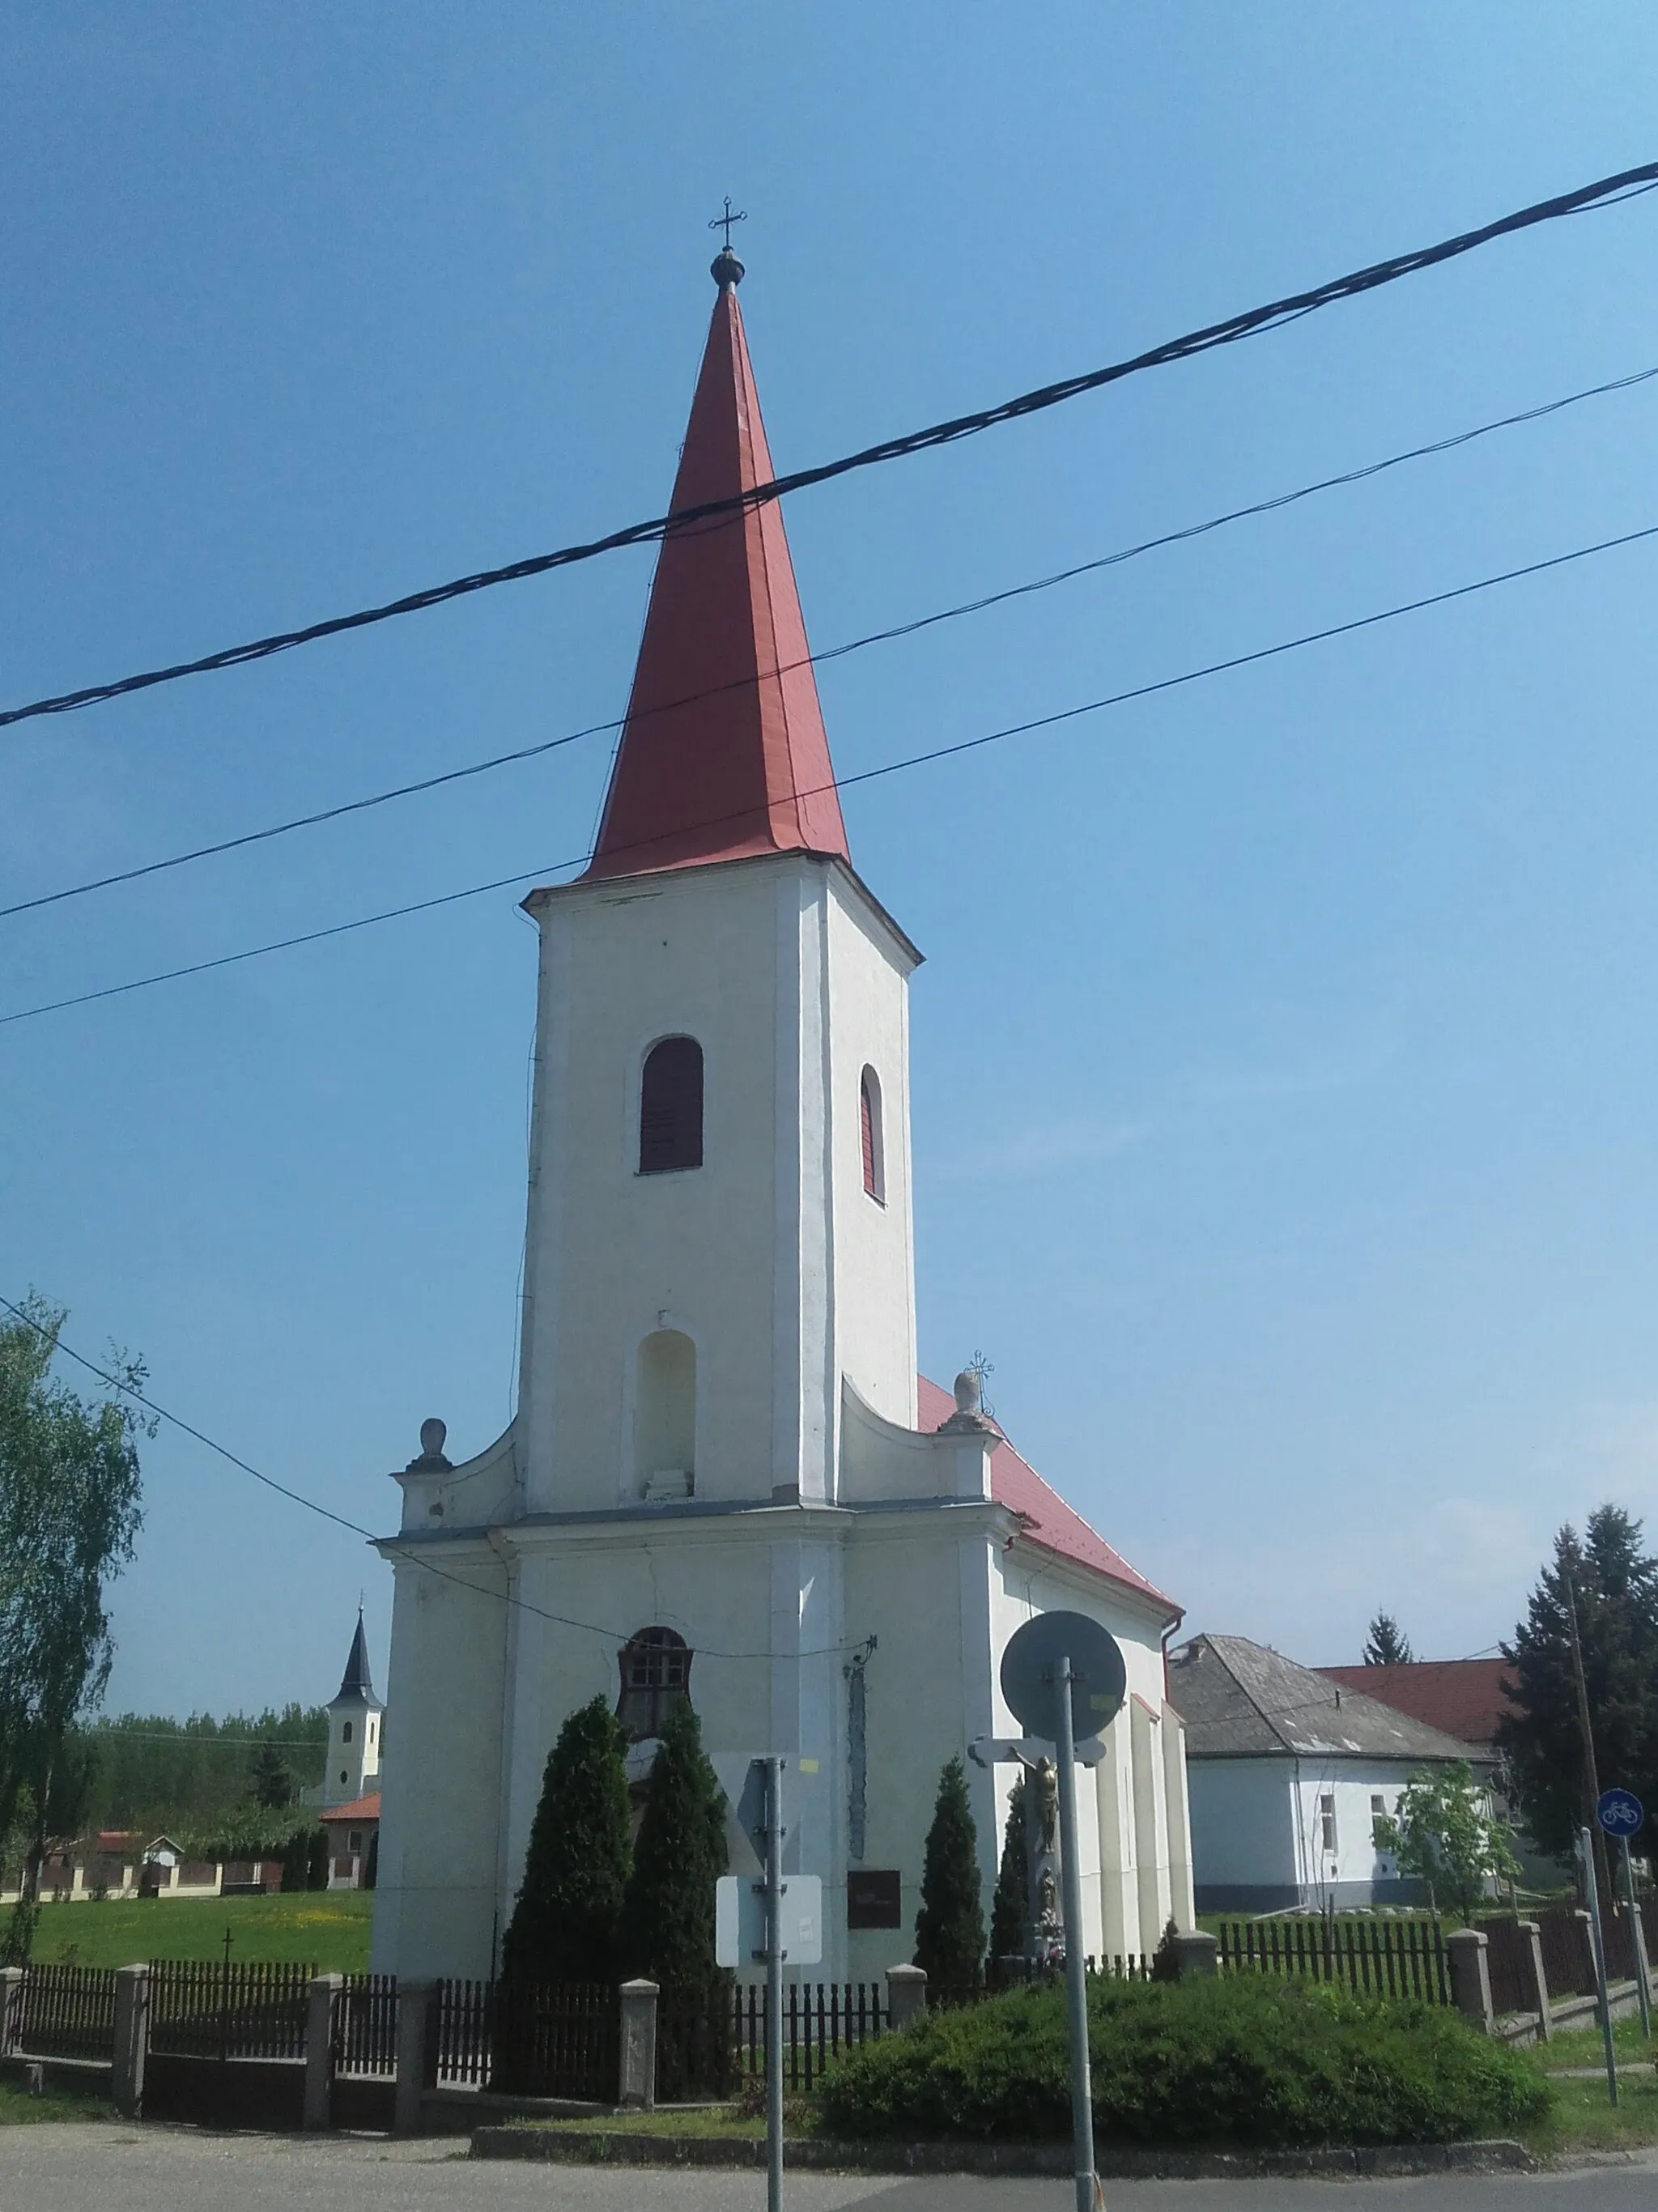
[818,1974,1548,2148]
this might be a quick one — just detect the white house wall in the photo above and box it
[1188,1756,1435,1912]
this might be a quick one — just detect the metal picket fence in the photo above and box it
[15,1964,117,2061]
[1214,1916,1450,2003]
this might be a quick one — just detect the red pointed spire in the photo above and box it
[581,262,850,883]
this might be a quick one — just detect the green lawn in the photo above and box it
[27,1891,372,1972]
[0,2080,111,2125]
[1522,2016,1658,2154]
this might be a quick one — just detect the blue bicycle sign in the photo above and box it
[1596,1787,1644,1838]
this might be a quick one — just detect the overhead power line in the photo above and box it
[0,1291,874,1667]
[3,160,1656,734]
[6,514,1655,1029]
[6,359,1653,925]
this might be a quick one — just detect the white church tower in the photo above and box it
[323,1610,383,1810]
[372,243,1193,1982]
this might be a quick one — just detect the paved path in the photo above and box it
[2,2128,1657,2212]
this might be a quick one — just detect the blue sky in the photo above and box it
[4,5,1658,1716]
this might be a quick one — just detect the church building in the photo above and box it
[371,242,1194,1984]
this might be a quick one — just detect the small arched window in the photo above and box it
[860,1066,885,1203]
[617,1626,693,1741]
[640,1036,704,1174]
[342,1721,352,1744]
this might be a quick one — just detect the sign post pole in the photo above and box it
[1580,1825,1618,2107]
[1052,1655,1098,2212]
[764,1755,784,2212]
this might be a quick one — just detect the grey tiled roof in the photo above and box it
[1168,1634,1486,1763]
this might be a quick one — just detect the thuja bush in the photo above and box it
[818,1973,1549,2147]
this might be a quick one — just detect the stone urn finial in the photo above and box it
[405,1417,453,1474]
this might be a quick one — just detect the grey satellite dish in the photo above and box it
[1000,1610,1127,1743]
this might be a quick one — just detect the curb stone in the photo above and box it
[469,2128,1535,2178]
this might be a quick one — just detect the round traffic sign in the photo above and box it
[1000,1610,1127,1742]
[1596,1787,1644,1838]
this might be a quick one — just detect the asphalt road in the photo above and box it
[2,2130,1657,2212]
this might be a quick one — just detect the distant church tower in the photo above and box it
[323,1611,384,1810]
[372,241,1192,1983]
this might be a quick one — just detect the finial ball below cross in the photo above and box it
[708,196,747,290]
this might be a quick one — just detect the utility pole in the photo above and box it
[1565,1576,1611,1903]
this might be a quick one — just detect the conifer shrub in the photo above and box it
[621,1699,731,2097]
[818,1973,1549,2147]
[988,1775,1027,1964]
[500,1695,631,1986]
[913,1756,984,1991]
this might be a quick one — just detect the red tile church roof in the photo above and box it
[916,1375,1179,1620]
[580,262,849,884]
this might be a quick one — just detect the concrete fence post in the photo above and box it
[0,1966,23,2059]
[112,1963,151,2117]
[304,1973,343,2132]
[393,1980,440,2138]
[1445,1928,1494,2035]
[1517,1921,1552,2043]
[617,1979,659,2109]
[886,1964,927,2029]
[1169,1932,1219,1980]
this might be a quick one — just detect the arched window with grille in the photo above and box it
[639,1036,704,1174]
[860,1065,885,1202]
[616,1626,693,1741]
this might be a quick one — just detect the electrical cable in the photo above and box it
[7,359,1655,925]
[0,1291,875,1666]
[6,513,1656,1029]
[3,159,1655,734]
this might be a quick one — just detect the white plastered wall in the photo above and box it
[987,1544,1182,1957]
[517,856,919,1516]
[369,1543,509,1979]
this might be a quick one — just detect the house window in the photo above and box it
[1371,1793,1386,1819]
[640,1037,704,1173]
[369,1721,376,1743]
[847,1869,903,1929]
[1320,1793,1338,1855]
[347,1830,363,1855]
[859,1066,885,1202]
[342,1721,352,1744]
[617,1626,693,1741]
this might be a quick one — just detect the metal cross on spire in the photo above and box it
[708,197,747,250]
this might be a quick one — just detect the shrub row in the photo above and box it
[818,1974,1548,2148]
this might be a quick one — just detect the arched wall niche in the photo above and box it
[635,1327,696,1498]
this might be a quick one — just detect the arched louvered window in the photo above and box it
[639,1036,704,1174]
[860,1066,885,1203]
[617,1626,693,1742]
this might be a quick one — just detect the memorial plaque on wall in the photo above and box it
[847,1868,902,1929]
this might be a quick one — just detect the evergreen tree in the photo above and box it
[988,1773,1028,1962]
[248,1738,294,1810]
[913,1755,984,1989]
[1363,1613,1413,1666]
[500,1695,631,1985]
[621,1698,727,1988]
[1499,1509,1658,1858]
[621,1699,730,2098]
